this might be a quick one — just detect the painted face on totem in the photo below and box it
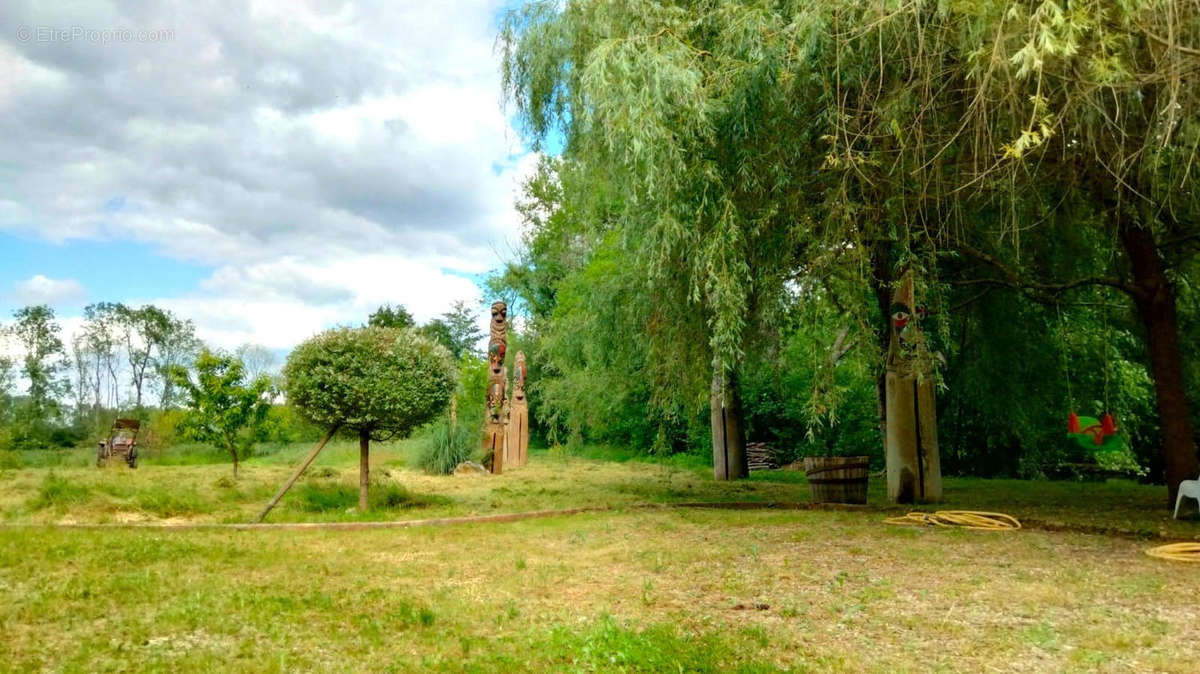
[491,302,507,329]
[489,340,506,367]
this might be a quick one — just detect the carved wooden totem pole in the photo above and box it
[884,269,942,502]
[505,351,530,468]
[483,301,509,474]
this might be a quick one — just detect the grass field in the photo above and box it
[2,441,1199,671]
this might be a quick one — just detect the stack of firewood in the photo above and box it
[746,442,779,471]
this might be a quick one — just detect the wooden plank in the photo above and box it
[256,425,340,522]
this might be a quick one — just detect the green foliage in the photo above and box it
[261,404,325,444]
[453,353,488,431]
[9,305,69,426]
[367,304,415,330]
[142,408,184,450]
[418,300,484,359]
[283,327,456,440]
[503,1,817,428]
[496,0,1199,482]
[418,418,474,475]
[741,312,882,463]
[116,303,191,410]
[169,349,274,477]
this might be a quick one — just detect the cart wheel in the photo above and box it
[127,450,138,469]
[96,445,106,468]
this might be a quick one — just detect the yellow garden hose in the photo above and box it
[1145,543,1200,562]
[886,512,1200,562]
[884,510,1021,530]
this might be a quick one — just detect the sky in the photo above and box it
[0,0,538,354]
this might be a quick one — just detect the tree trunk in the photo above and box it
[711,365,747,480]
[231,450,239,479]
[359,429,370,512]
[1119,221,1198,504]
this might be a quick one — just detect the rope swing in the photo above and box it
[1058,303,1123,450]
[884,510,1022,530]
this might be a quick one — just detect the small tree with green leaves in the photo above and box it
[367,304,415,330]
[170,350,273,478]
[284,327,455,511]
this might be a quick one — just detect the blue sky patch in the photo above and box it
[0,232,211,317]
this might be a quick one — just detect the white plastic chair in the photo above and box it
[1174,478,1200,519]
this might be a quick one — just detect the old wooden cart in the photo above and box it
[97,418,140,468]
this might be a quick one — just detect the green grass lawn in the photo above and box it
[1,440,1197,538]
[2,442,1199,671]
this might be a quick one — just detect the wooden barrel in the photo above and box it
[803,456,869,504]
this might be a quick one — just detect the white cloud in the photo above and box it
[12,275,87,305]
[155,254,486,350]
[0,0,538,350]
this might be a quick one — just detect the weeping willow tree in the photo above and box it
[767,0,1200,501]
[795,0,1200,502]
[979,0,1199,502]
[502,0,828,478]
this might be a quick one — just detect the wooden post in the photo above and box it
[884,270,942,503]
[711,365,748,481]
[359,429,370,512]
[256,425,339,522]
[484,418,505,473]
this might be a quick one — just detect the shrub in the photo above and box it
[47,424,89,449]
[419,418,474,475]
[142,408,185,450]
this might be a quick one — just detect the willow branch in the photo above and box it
[1143,30,1200,57]
[953,242,1135,300]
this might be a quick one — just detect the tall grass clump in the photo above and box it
[419,418,473,475]
[134,486,213,518]
[294,482,438,512]
[29,473,93,510]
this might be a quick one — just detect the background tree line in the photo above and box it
[0,302,204,450]
[0,298,485,455]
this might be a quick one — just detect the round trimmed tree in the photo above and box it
[284,326,455,511]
